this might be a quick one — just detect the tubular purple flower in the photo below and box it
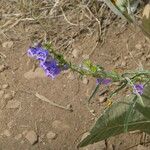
[45,67,61,79]
[27,44,67,79]
[36,48,49,62]
[40,59,61,79]
[27,47,38,57]
[133,84,144,95]
[96,78,111,85]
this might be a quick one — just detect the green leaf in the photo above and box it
[88,84,100,103]
[78,84,150,148]
[141,4,150,38]
[104,0,133,22]
[135,84,150,120]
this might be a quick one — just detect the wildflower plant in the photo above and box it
[27,1,150,148]
[27,42,150,148]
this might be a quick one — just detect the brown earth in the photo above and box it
[0,0,150,150]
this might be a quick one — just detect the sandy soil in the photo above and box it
[0,0,150,150]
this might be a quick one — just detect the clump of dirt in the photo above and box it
[0,0,150,150]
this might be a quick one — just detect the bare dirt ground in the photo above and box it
[0,0,150,150]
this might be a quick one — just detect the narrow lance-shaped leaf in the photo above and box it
[78,84,150,148]
[141,4,150,38]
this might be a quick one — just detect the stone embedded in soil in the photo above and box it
[99,96,107,103]
[24,68,46,79]
[52,120,70,131]
[72,49,80,58]
[2,41,13,48]
[0,90,4,98]
[2,129,11,137]
[46,131,57,141]
[80,132,106,150]
[2,84,9,89]
[135,43,142,50]
[136,145,148,150]
[121,61,127,67]
[90,109,95,113]
[66,104,73,111]
[14,134,22,140]
[6,100,20,109]
[25,130,38,145]
[82,54,89,59]
[82,77,89,85]
[3,93,13,101]
[67,72,75,80]
[0,64,7,73]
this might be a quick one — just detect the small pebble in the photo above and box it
[6,100,20,109]
[99,96,107,103]
[2,129,11,137]
[67,72,75,80]
[46,131,57,140]
[72,49,79,58]
[90,109,95,113]
[3,93,13,101]
[135,43,142,50]
[82,77,89,85]
[82,54,89,59]
[66,104,73,112]
[137,145,147,150]
[14,134,22,140]
[52,120,70,131]
[25,130,38,145]
[2,84,9,89]
[0,64,7,73]
[0,90,4,98]
[121,61,127,67]
[2,41,13,48]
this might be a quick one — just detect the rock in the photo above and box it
[0,90,4,98]
[24,68,46,79]
[2,84,9,89]
[66,104,73,111]
[67,72,75,80]
[6,100,20,109]
[80,132,106,150]
[146,54,150,61]
[82,54,89,59]
[137,145,148,150]
[0,64,7,73]
[99,96,107,103]
[14,134,22,140]
[82,77,89,85]
[107,144,114,150]
[2,41,13,48]
[25,130,38,145]
[121,61,127,67]
[52,120,70,131]
[72,49,79,58]
[3,93,13,101]
[46,131,57,141]
[2,129,11,137]
[90,109,95,113]
[135,43,142,50]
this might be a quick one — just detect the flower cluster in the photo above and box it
[133,84,144,95]
[27,44,65,79]
[96,78,111,85]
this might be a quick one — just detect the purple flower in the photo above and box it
[27,44,68,79]
[27,47,38,57]
[96,78,111,85]
[36,48,49,62]
[27,45,49,62]
[40,59,61,79]
[133,84,144,95]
